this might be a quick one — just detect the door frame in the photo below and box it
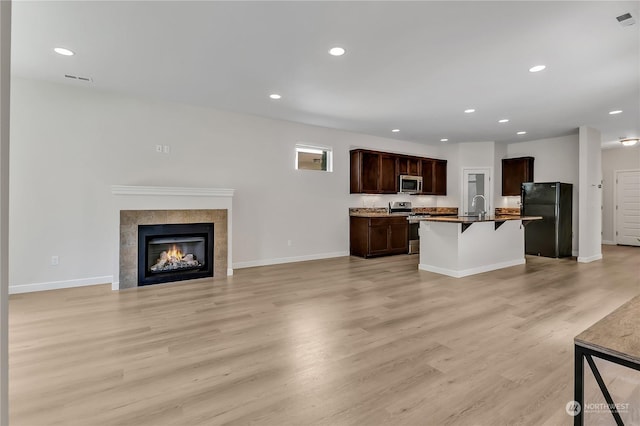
[461,167,493,216]
[613,169,640,245]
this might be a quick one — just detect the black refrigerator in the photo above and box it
[521,182,573,258]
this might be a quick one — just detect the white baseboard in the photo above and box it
[227,268,234,276]
[233,251,349,269]
[419,258,525,278]
[577,253,603,263]
[601,240,616,245]
[10,275,113,294]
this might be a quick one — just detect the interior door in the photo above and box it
[616,170,640,246]
[462,168,491,216]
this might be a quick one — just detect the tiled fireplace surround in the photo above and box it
[112,186,234,290]
[119,209,227,289]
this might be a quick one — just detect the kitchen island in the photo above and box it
[416,215,542,278]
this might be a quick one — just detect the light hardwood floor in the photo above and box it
[9,245,640,425]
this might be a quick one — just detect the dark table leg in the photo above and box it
[574,344,584,425]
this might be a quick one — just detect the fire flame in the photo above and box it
[166,244,184,260]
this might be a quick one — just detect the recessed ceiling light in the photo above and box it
[517,131,527,135]
[440,138,449,142]
[391,129,400,133]
[54,47,74,56]
[529,65,546,73]
[498,119,509,123]
[328,47,346,56]
[269,94,282,100]
[464,109,476,113]
[609,110,623,115]
[620,138,639,146]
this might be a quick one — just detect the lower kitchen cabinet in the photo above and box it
[350,216,408,258]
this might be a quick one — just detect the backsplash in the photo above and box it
[495,207,521,215]
[350,207,458,215]
[353,194,437,208]
[413,207,458,214]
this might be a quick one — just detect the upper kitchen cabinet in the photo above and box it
[350,149,397,194]
[380,154,398,193]
[434,160,447,195]
[421,159,447,195]
[397,156,421,176]
[502,156,534,196]
[351,149,446,195]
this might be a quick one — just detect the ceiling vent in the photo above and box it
[616,12,636,27]
[64,74,93,82]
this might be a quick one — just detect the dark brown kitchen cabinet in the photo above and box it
[350,150,397,193]
[350,216,408,258]
[502,156,534,196]
[434,160,447,195]
[359,151,380,193]
[351,149,447,195]
[421,159,447,195]
[380,154,398,193]
[397,156,421,176]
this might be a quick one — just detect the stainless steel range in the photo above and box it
[388,201,412,215]
[407,212,432,255]
[389,202,431,255]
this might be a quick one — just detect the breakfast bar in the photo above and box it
[416,215,542,278]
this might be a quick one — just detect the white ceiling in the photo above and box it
[10,1,640,148]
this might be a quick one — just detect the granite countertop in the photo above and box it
[575,295,640,364]
[350,212,413,218]
[349,207,458,218]
[414,215,543,223]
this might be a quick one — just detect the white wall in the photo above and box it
[578,126,602,262]
[505,134,580,254]
[601,145,640,244]
[493,142,508,209]
[436,143,459,208]
[458,141,495,168]
[9,77,443,289]
[436,141,495,209]
[0,1,10,422]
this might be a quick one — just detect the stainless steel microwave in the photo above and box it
[399,175,423,194]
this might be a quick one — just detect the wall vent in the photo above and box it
[64,74,93,82]
[616,12,636,27]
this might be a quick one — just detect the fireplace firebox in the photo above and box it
[138,223,214,286]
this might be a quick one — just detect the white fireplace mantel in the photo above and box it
[111,185,235,198]
[111,186,235,290]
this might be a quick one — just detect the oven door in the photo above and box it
[408,221,420,254]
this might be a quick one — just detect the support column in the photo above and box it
[578,126,603,263]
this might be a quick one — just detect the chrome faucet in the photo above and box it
[471,194,487,217]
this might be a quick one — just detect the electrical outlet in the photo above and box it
[155,144,163,153]
[163,145,171,154]
[51,256,59,266]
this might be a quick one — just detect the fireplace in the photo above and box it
[138,223,214,286]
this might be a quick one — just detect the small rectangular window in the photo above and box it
[295,144,333,172]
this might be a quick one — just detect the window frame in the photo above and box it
[294,143,333,172]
